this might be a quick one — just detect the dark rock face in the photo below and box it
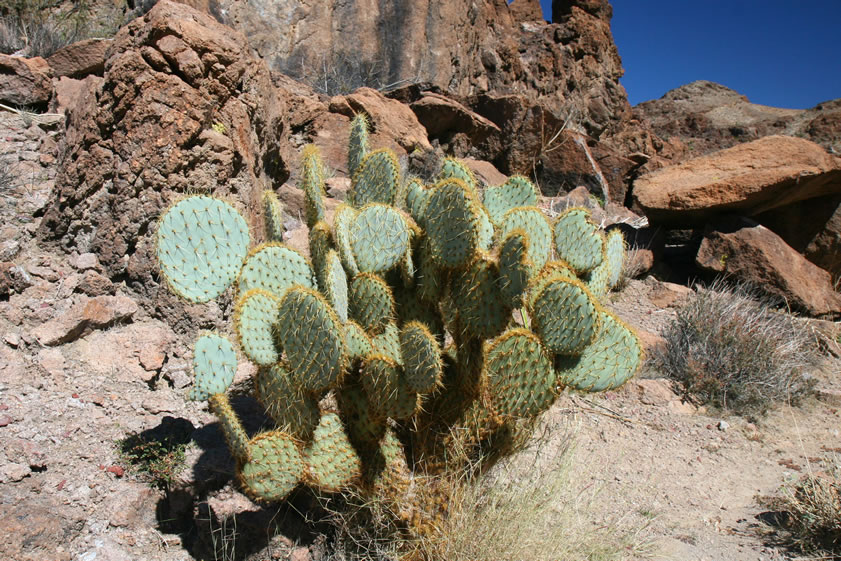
[217,0,630,138]
[37,1,293,320]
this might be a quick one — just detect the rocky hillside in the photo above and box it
[636,80,841,158]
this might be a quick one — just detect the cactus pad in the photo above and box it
[302,412,362,492]
[156,196,249,303]
[338,383,386,448]
[350,204,410,274]
[301,145,327,228]
[254,363,320,441]
[498,207,553,272]
[262,190,285,242]
[498,229,532,308]
[372,322,403,365]
[529,277,599,355]
[362,354,419,420]
[237,243,315,300]
[189,332,237,401]
[349,273,395,335]
[276,287,347,393]
[333,205,360,277]
[322,250,349,323]
[439,157,478,195]
[553,208,605,274]
[235,289,282,367]
[400,321,443,393]
[483,329,556,419]
[343,320,374,364]
[450,256,511,340]
[556,310,642,392]
[351,149,400,207]
[604,229,626,290]
[209,393,251,462]
[425,179,482,269]
[238,430,304,502]
[348,113,370,178]
[405,177,430,226]
[483,176,539,224]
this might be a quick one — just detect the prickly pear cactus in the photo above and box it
[155,116,642,538]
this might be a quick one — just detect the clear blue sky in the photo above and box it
[536,0,841,109]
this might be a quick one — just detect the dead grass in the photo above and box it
[653,280,819,417]
[764,455,841,556]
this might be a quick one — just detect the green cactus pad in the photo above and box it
[451,255,512,340]
[483,329,556,419]
[392,285,445,339]
[156,195,250,303]
[209,393,252,462]
[604,229,626,290]
[367,429,411,506]
[556,309,642,392]
[350,148,400,207]
[498,207,553,272]
[348,113,370,179]
[372,322,402,365]
[237,243,315,300]
[498,228,533,308]
[344,320,374,364]
[276,286,347,393]
[400,321,443,393]
[405,177,430,226]
[415,238,443,303]
[439,157,478,195]
[301,144,327,228]
[234,289,282,367]
[585,259,610,298]
[338,383,386,448]
[254,363,320,441]
[399,239,416,288]
[333,204,360,277]
[483,175,539,224]
[189,332,237,401]
[455,337,485,399]
[362,354,418,420]
[525,263,575,310]
[238,430,304,502]
[350,204,410,274]
[349,273,395,335]
[262,190,285,242]
[425,179,482,269]
[477,207,495,252]
[302,412,362,492]
[553,208,605,274]
[529,277,599,355]
[322,250,349,323]
[309,221,333,281]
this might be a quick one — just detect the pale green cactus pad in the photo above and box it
[238,430,305,502]
[301,145,327,228]
[529,277,599,355]
[338,383,385,448]
[351,148,400,207]
[604,229,626,290]
[477,207,495,252]
[333,205,360,277]
[156,195,249,303]
[372,322,403,365]
[498,228,532,308]
[498,207,553,272]
[483,175,539,224]
[400,321,443,393]
[322,250,349,323]
[254,363,320,441]
[276,287,347,393]
[450,256,511,340]
[235,289,282,367]
[425,179,482,269]
[362,354,418,420]
[262,190,285,242]
[483,329,556,419]
[343,320,373,364]
[302,412,362,492]
[209,393,251,462]
[349,272,395,335]
[189,332,237,401]
[553,208,605,274]
[555,310,642,392]
[405,177,430,226]
[348,113,370,178]
[237,243,315,300]
[439,157,478,195]
[350,204,410,274]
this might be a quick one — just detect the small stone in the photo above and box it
[4,333,20,347]
[717,420,730,431]
[106,465,125,477]
[141,393,179,414]
[26,264,60,282]
[74,253,100,271]
[0,414,12,427]
[37,348,66,378]
[77,270,114,296]
[2,462,31,482]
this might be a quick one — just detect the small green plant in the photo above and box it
[211,122,227,134]
[117,431,189,491]
[653,280,818,417]
[763,456,841,555]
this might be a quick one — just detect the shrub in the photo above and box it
[764,456,841,555]
[653,280,818,416]
[117,429,189,491]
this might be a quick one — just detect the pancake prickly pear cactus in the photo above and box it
[155,116,642,534]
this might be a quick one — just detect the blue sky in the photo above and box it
[536,0,841,109]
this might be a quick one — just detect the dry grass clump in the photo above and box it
[321,418,651,561]
[764,456,841,556]
[652,280,818,417]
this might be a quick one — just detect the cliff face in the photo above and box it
[217,0,630,137]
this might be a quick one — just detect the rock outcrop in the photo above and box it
[0,54,53,107]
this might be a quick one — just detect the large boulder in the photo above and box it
[46,38,111,78]
[0,54,53,107]
[696,216,841,317]
[634,135,841,226]
[37,1,293,325]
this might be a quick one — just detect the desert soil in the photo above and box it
[1,111,839,561]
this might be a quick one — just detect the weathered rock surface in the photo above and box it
[696,216,841,317]
[635,80,841,158]
[218,0,631,138]
[31,294,139,346]
[634,136,841,226]
[0,54,53,107]
[46,38,111,78]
